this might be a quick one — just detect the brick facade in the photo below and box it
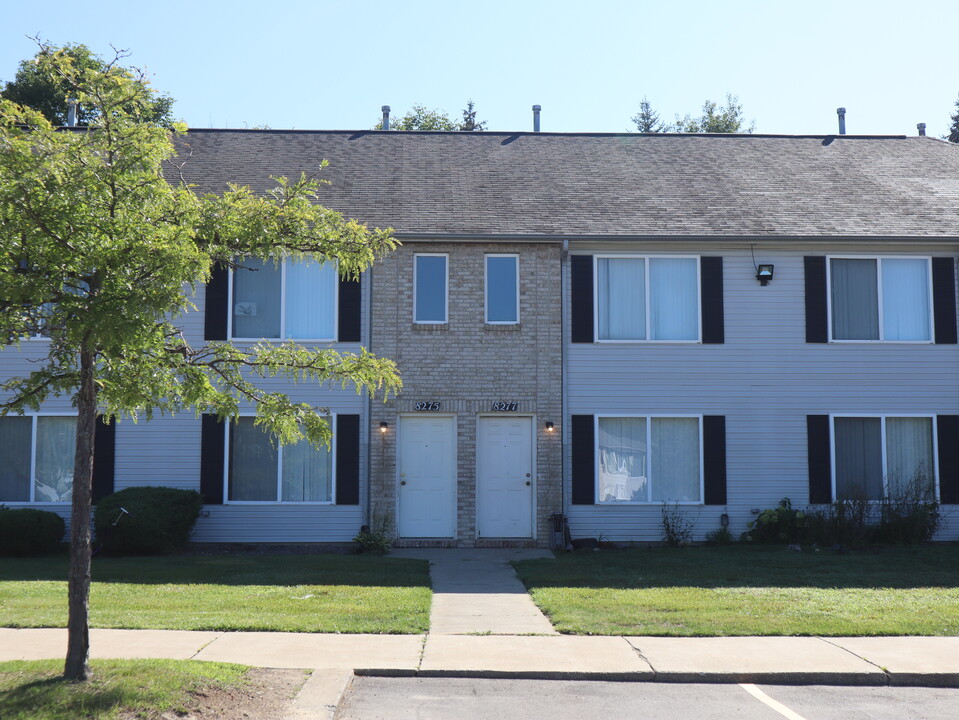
[369,241,563,547]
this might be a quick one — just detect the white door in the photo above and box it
[398,416,456,538]
[477,416,533,538]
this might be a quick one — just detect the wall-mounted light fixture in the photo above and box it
[756,264,774,287]
[379,421,388,433]
[545,421,554,432]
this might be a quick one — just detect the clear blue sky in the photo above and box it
[2,0,957,137]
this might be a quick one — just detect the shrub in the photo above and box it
[806,497,872,548]
[661,503,693,547]
[94,487,202,555]
[354,515,393,555]
[705,527,735,545]
[0,506,65,556]
[874,474,941,544]
[747,498,808,544]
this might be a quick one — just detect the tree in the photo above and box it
[674,93,754,134]
[631,97,670,133]
[1,41,174,127]
[375,100,486,131]
[0,45,400,681]
[947,94,959,143]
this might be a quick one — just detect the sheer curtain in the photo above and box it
[886,417,934,498]
[233,259,282,338]
[598,417,647,502]
[229,419,278,501]
[830,259,879,340]
[650,417,701,502]
[286,260,336,339]
[834,417,883,499]
[0,417,32,501]
[282,437,332,502]
[597,258,645,340]
[649,258,698,340]
[34,417,76,503]
[882,259,931,341]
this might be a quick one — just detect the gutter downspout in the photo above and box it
[560,238,568,522]
[365,265,373,528]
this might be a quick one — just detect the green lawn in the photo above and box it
[512,545,959,636]
[0,554,431,633]
[0,659,249,720]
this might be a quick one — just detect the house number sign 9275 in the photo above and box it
[491,402,518,412]
[414,401,441,411]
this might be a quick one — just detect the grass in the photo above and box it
[512,545,959,636]
[0,659,248,720]
[0,554,431,633]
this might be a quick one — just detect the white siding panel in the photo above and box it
[191,505,364,542]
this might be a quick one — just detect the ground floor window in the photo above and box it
[227,417,334,503]
[833,415,937,500]
[0,415,76,503]
[597,416,702,503]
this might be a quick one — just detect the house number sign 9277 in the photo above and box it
[414,401,441,411]
[491,402,518,412]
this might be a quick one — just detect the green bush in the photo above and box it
[806,497,872,548]
[874,475,941,544]
[747,498,808,544]
[0,506,65,556]
[94,487,202,555]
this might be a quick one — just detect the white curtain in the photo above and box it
[34,417,76,503]
[886,417,934,499]
[229,418,278,501]
[286,260,336,339]
[598,417,647,502]
[650,417,701,502]
[649,258,698,340]
[882,259,931,341]
[597,258,645,340]
[830,259,879,340]
[282,431,333,502]
[233,259,282,338]
[0,417,32,501]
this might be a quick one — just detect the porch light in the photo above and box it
[379,421,389,433]
[756,264,774,287]
[545,421,554,432]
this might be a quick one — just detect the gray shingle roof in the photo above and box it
[174,130,959,239]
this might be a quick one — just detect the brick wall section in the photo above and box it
[369,241,563,547]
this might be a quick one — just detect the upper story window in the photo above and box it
[231,258,337,340]
[414,254,448,324]
[595,256,700,341]
[832,415,937,501]
[0,415,76,503]
[227,416,334,503]
[485,254,519,324]
[597,415,702,504]
[829,257,932,342]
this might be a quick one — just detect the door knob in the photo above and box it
[400,480,406,486]
[525,473,531,478]
[525,481,531,486]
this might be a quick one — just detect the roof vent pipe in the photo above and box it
[837,107,846,135]
[917,123,927,137]
[66,99,78,127]
[381,105,390,131]
[532,104,541,132]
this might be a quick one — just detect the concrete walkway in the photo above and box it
[389,548,557,635]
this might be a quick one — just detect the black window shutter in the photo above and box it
[200,414,225,505]
[335,414,360,505]
[937,415,959,504]
[570,255,594,343]
[700,257,725,344]
[702,416,727,505]
[204,264,229,341]
[92,416,116,503]
[338,274,362,342]
[571,414,595,504]
[807,415,832,504]
[804,257,828,343]
[932,258,958,345]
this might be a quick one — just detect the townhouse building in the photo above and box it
[2,129,958,545]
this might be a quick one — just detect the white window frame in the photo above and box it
[485,253,520,325]
[826,255,935,344]
[593,255,702,343]
[829,413,940,502]
[413,253,449,324]
[0,412,77,504]
[222,414,337,505]
[227,258,339,342]
[594,414,705,505]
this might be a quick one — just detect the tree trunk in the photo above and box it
[64,344,97,682]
